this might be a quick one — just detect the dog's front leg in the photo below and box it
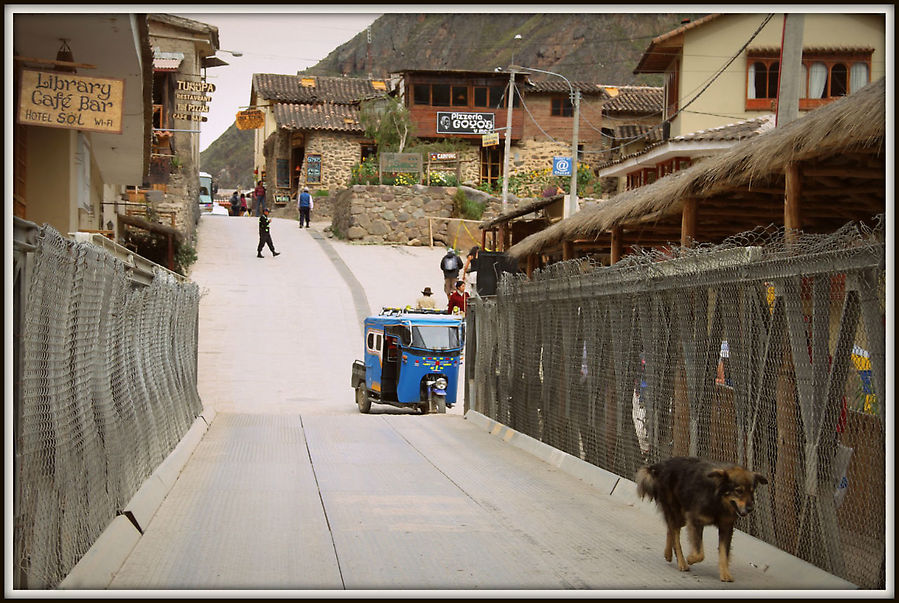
[717,521,735,582]
[686,520,704,565]
[669,524,689,571]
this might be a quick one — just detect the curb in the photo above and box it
[463,409,857,589]
[58,406,217,590]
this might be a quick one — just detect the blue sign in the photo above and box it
[553,156,572,176]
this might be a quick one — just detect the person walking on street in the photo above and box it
[239,193,248,216]
[463,245,480,295]
[298,186,312,228]
[415,287,438,310]
[229,190,240,216]
[257,208,280,258]
[254,180,266,216]
[447,280,470,315]
[440,248,463,301]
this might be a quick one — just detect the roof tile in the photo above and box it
[272,102,364,132]
[253,73,388,104]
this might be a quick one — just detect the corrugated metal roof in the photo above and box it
[253,73,388,104]
[152,50,184,71]
[272,102,364,132]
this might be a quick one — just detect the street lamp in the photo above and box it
[512,65,580,218]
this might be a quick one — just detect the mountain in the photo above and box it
[306,12,698,85]
[201,12,701,188]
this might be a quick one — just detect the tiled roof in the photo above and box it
[602,86,663,114]
[253,73,389,104]
[526,80,611,96]
[613,124,664,144]
[272,102,364,132]
[748,46,876,56]
[634,14,721,73]
[597,114,774,169]
[672,113,774,142]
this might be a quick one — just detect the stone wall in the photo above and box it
[303,131,368,191]
[331,184,504,245]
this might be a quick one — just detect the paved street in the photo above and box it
[107,214,853,591]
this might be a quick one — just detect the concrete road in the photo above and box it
[108,215,852,591]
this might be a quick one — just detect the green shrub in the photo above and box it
[313,189,329,197]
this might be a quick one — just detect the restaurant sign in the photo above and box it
[17,69,125,133]
[436,111,494,135]
[173,78,215,122]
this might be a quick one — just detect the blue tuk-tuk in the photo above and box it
[351,307,464,414]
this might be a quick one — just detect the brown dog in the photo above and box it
[635,456,768,582]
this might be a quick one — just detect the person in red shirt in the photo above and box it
[447,280,470,315]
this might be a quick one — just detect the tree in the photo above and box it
[360,96,414,153]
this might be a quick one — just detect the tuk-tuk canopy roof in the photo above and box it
[365,308,463,328]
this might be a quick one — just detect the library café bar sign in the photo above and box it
[17,69,124,133]
[173,78,214,122]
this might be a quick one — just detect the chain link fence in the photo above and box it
[13,223,203,589]
[466,217,886,589]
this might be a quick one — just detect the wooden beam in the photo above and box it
[801,167,884,179]
[681,197,697,248]
[785,162,801,242]
[610,227,622,264]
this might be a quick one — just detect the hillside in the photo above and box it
[201,12,700,188]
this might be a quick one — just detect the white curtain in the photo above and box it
[800,63,807,98]
[850,63,869,93]
[809,62,828,98]
[747,62,757,99]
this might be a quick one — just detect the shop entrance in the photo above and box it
[291,146,305,194]
[480,146,502,190]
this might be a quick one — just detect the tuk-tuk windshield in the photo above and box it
[411,325,461,351]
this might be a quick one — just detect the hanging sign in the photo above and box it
[481,132,499,147]
[236,109,264,130]
[172,78,214,122]
[17,69,125,133]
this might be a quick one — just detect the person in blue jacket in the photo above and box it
[298,187,313,228]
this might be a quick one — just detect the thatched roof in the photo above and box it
[508,77,885,260]
[480,195,564,229]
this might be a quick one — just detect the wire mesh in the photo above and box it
[467,216,886,589]
[14,225,202,589]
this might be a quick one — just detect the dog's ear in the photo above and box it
[754,473,769,486]
[707,469,728,483]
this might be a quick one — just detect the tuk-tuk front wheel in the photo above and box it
[356,384,371,414]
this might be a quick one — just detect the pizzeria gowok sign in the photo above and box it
[436,111,494,135]
[17,69,124,133]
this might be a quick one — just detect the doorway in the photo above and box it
[480,146,502,190]
[291,146,305,194]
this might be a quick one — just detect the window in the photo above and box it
[474,86,488,107]
[361,144,377,163]
[551,96,573,117]
[413,84,430,105]
[490,85,505,108]
[452,85,468,106]
[747,60,779,99]
[411,326,461,350]
[747,51,871,110]
[431,84,451,106]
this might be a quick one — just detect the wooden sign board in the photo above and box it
[482,132,499,147]
[380,152,421,173]
[17,69,125,133]
[236,109,264,130]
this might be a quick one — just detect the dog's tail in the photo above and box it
[635,465,657,501]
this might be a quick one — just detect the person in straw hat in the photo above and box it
[415,286,438,310]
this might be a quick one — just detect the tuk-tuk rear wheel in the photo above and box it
[436,394,447,414]
[356,384,371,414]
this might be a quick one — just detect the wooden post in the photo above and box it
[498,224,506,252]
[610,227,622,264]
[481,227,487,250]
[785,162,801,243]
[562,240,574,260]
[526,253,537,278]
[455,159,462,185]
[681,197,697,248]
[428,218,433,247]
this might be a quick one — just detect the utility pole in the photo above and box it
[500,68,516,214]
[567,89,580,218]
[776,14,804,127]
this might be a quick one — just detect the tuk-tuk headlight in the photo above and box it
[435,377,448,390]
